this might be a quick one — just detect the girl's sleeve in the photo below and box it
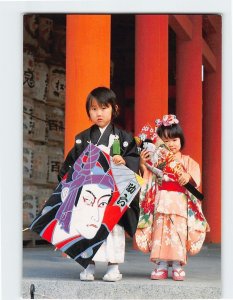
[186,157,201,188]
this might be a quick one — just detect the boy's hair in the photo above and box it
[86,87,119,119]
[156,123,185,149]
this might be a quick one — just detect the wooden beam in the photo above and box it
[169,15,192,40]
[202,38,217,72]
[206,15,219,33]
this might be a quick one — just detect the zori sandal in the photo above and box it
[172,268,185,281]
[151,268,168,280]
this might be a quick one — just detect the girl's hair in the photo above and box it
[157,123,185,149]
[86,86,119,119]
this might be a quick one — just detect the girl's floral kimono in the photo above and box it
[135,154,210,265]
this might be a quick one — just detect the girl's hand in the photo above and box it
[140,149,151,165]
[112,155,126,165]
[178,172,191,186]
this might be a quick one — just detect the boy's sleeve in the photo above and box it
[117,130,140,237]
[121,131,140,174]
[117,192,140,237]
[58,144,77,181]
[58,133,84,181]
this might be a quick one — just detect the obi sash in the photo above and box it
[158,180,186,193]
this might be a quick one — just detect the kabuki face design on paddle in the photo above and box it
[70,184,112,239]
[31,142,142,266]
[55,143,115,240]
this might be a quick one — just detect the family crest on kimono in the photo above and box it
[135,114,210,281]
[59,86,140,282]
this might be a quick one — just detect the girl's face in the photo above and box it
[162,136,181,155]
[89,98,113,128]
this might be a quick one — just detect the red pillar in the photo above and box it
[176,15,203,172]
[65,15,111,155]
[202,17,221,243]
[135,15,168,134]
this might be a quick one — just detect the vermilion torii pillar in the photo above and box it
[202,16,222,243]
[176,15,203,172]
[65,15,111,156]
[135,15,168,134]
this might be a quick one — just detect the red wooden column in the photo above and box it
[65,15,111,155]
[135,15,168,133]
[202,17,222,243]
[176,15,203,172]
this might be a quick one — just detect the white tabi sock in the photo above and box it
[172,261,182,271]
[106,264,119,274]
[156,260,168,270]
[85,263,95,275]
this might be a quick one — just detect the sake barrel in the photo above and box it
[47,65,65,105]
[46,106,64,142]
[23,14,39,49]
[47,146,64,183]
[37,187,54,212]
[23,185,38,226]
[31,61,49,103]
[32,145,48,184]
[23,50,35,97]
[51,26,66,64]
[23,97,34,138]
[32,101,47,142]
[23,140,34,181]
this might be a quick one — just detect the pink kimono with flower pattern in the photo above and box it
[135,154,210,265]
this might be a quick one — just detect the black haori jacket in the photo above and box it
[58,123,140,237]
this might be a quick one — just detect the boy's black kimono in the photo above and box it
[58,123,140,237]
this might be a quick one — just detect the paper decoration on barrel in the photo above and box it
[30,143,142,268]
[135,122,204,201]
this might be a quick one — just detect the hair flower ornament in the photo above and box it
[155,114,179,127]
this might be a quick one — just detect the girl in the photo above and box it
[137,114,209,281]
[59,86,140,282]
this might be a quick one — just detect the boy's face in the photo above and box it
[89,98,112,128]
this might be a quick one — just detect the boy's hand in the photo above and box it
[112,155,126,165]
[178,172,191,186]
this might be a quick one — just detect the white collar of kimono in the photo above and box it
[99,123,110,134]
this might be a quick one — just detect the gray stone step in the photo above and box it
[22,243,221,299]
